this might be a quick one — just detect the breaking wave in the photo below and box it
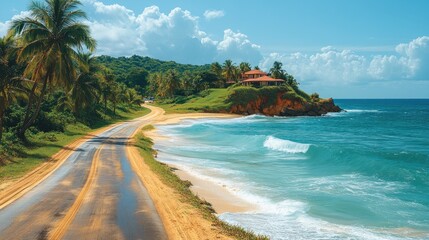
[263,136,310,154]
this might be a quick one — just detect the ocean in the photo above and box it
[153,99,429,240]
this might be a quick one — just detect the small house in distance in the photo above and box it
[241,69,285,87]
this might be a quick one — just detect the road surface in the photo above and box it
[0,106,167,240]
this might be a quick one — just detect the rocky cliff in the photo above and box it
[227,90,341,116]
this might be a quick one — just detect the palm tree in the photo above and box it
[239,62,251,74]
[270,61,286,79]
[71,53,101,115]
[162,69,179,98]
[210,62,224,87]
[125,88,142,106]
[10,0,96,139]
[222,59,235,82]
[0,34,28,143]
[100,71,115,112]
[0,35,18,143]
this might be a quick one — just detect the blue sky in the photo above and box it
[1,0,429,98]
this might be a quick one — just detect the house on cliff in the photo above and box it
[241,69,285,87]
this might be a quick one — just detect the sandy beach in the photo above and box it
[144,109,257,214]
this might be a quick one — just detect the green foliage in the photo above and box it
[239,62,252,73]
[155,89,231,113]
[227,86,259,106]
[95,55,210,78]
[10,0,96,139]
[228,86,298,107]
[311,92,320,102]
[293,87,311,101]
[124,68,149,94]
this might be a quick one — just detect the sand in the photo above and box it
[143,105,256,214]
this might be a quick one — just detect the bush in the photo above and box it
[3,104,25,132]
[34,111,75,132]
[227,86,299,107]
[311,92,320,102]
[227,86,258,105]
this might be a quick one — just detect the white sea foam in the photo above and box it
[345,109,381,113]
[263,136,310,154]
[156,142,427,240]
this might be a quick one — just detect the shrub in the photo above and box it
[311,92,320,102]
[34,111,75,132]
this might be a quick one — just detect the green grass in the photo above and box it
[0,106,150,181]
[154,88,232,113]
[155,86,311,114]
[134,127,269,240]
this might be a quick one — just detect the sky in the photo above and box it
[1,0,429,98]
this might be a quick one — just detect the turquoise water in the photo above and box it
[154,99,429,239]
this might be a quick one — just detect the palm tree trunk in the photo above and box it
[18,81,39,140]
[18,74,49,140]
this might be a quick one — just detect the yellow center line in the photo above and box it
[48,145,103,240]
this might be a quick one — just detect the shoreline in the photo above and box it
[145,109,256,214]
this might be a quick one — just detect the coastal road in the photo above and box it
[0,105,167,240]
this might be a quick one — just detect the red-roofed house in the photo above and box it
[241,69,285,87]
[242,69,268,80]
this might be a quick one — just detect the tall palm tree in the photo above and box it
[10,0,96,139]
[239,62,251,74]
[100,71,115,112]
[162,69,179,98]
[222,59,235,82]
[71,53,101,115]
[270,61,286,79]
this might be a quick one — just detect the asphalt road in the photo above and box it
[0,107,167,240]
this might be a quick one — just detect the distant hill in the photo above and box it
[95,55,210,76]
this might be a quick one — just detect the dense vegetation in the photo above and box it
[0,0,145,167]
[1,0,315,169]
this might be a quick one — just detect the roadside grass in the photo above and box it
[0,106,150,181]
[134,126,269,240]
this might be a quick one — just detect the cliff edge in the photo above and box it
[226,86,341,116]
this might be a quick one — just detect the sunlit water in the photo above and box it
[154,99,429,239]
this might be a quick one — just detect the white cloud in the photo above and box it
[0,22,7,37]
[203,10,225,20]
[0,11,31,37]
[1,3,260,65]
[82,2,260,64]
[216,29,262,65]
[261,36,429,85]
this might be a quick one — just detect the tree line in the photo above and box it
[148,59,300,99]
[0,0,143,145]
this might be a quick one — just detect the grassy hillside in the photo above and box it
[155,86,311,114]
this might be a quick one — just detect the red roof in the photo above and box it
[241,76,285,82]
[244,69,268,75]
